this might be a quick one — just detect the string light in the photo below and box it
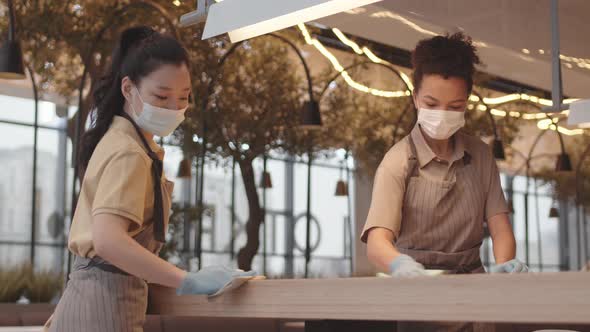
[537,118,584,136]
[332,28,416,91]
[332,28,363,54]
[327,26,580,110]
[509,111,522,117]
[297,24,587,135]
[490,109,507,117]
[362,47,382,63]
[299,24,410,98]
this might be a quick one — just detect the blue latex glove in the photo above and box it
[389,254,428,277]
[488,259,529,274]
[176,266,257,295]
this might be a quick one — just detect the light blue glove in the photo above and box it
[488,259,528,274]
[389,254,428,277]
[176,265,257,295]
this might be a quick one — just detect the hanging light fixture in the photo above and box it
[549,206,560,218]
[177,158,192,178]
[555,152,573,172]
[492,138,506,160]
[334,180,348,196]
[567,99,590,128]
[0,0,25,79]
[259,170,273,188]
[300,100,322,128]
[180,0,382,43]
[335,157,348,196]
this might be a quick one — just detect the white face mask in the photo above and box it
[417,108,465,140]
[129,87,188,137]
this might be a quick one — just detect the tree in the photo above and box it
[176,33,307,270]
[3,0,196,139]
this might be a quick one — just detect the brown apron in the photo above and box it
[46,115,174,332]
[396,134,487,332]
[46,179,173,332]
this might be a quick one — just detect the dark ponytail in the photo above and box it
[78,26,190,178]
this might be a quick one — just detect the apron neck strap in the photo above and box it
[120,113,166,243]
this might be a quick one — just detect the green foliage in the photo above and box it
[178,34,307,166]
[0,265,28,302]
[534,134,590,208]
[0,264,63,303]
[22,265,64,303]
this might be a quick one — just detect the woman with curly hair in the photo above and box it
[361,33,527,330]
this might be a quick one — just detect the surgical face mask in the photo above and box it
[129,87,188,137]
[417,108,465,140]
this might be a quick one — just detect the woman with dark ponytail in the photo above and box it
[45,26,257,332]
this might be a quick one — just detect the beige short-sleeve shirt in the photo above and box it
[360,125,508,243]
[68,116,170,258]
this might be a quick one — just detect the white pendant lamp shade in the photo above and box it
[187,0,382,43]
[567,99,590,128]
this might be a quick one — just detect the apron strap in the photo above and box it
[119,113,166,243]
[404,134,419,199]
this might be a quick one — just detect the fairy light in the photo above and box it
[332,28,363,54]
[509,111,522,118]
[398,71,414,91]
[332,27,415,91]
[297,24,587,135]
[522,113,548,120]
[560,127,584,135]
[298,24,409,98]
[476,93,579,107]
[490,109,507,117]
[537,118,584,136]
[481,94,521,105]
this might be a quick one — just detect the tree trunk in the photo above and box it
[236,157,263,271]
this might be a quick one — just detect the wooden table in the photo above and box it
[148,272,590,331]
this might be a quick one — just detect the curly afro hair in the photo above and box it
[411,32,481,95]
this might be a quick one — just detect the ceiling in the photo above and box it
[317,0,590,98]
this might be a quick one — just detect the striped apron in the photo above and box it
[45,182,174,332]
[46,115,174,332]
[396,135,487,332]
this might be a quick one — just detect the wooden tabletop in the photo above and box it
[148,272,590,324]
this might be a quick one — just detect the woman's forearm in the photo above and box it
[488,213,516,264]
[491,231,516,264]
[367,228,402,272]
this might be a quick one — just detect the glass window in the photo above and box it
[0,123,34,267]
[34,127,68,271]
[0,94,35,124]
[507,174,560,272]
